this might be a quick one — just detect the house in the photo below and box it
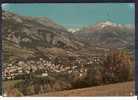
[42,73,48,77]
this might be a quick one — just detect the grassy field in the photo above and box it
[39,81,135,96]
[3,81,134,96]
[3,80,23,96]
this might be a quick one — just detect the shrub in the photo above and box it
[70,63,104,88]
[14,72,72,95]
[102,49,133,83]
[85,63,104,86]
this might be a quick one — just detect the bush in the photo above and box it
[14,72,72,95]
[70,63,104,88]
[102,49,134,83]
[84,63,103,86]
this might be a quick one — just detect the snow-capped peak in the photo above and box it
[68,28,80,33]
[96,21,117,28]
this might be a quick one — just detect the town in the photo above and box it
[3,56,103,80]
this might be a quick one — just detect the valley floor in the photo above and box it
[38,81,135,96]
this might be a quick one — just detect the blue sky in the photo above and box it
[2,3,135,28]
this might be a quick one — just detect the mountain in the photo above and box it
[2,11,84,64]
[2,11,135,64]
[75,21,135,50]
[2,11,84,48]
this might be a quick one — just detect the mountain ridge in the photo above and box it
[2,11,135,64]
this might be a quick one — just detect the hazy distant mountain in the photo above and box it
[75,21,135,49]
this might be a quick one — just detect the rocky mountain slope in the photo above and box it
[2,11,84,64]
